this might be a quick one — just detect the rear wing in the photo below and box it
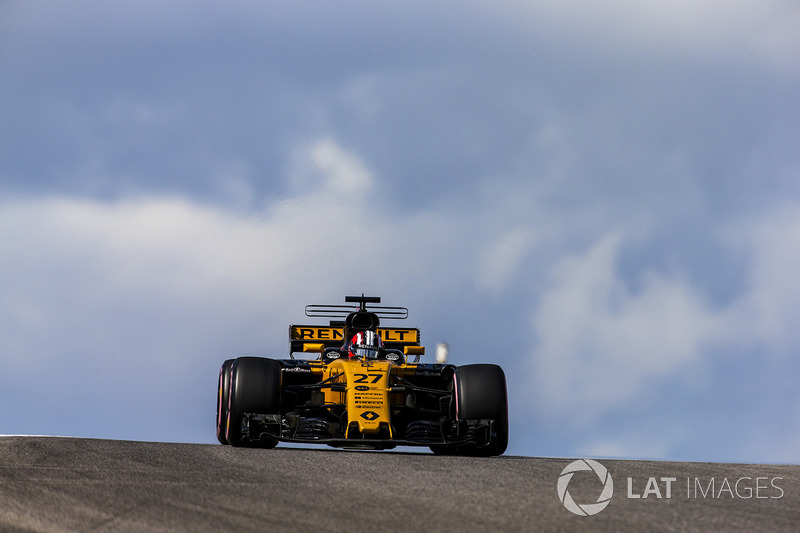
[290,325,421,354]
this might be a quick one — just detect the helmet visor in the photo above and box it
[351,345,380,359]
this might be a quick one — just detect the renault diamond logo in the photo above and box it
[360,411,379,421]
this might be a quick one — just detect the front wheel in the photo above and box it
[454,364,508,456]
[226,357,282,448]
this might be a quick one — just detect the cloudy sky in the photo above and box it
[2,1,799,463]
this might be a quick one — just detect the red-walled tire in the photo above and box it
[216,359,234,445]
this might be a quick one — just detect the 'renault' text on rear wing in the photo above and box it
[289,325,421,354]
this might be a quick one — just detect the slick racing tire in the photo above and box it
[226,357,281,448]
[454,364,508,456]
[216,359,234,445]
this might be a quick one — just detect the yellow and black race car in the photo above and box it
[216,295,508,456]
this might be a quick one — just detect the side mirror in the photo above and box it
[302,343,325,353]
[435,342,449,364]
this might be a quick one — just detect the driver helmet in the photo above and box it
[348,330,383,359]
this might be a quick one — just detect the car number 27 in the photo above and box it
[354,373,382,384]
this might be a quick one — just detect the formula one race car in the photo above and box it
[216,295,508,456]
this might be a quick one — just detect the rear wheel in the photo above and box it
[226,357,282,448]
[454,364,508,456]
[216,359,234,445]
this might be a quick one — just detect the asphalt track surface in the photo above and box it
[0,437,798,532]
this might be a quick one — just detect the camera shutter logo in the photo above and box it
[557,459,614,516]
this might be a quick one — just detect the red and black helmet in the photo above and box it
[348,331,383,359]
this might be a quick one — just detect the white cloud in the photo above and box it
[476,227,537,295]
[529,233,723,423]
[309,139,374,195]
[520,203,800,461]
[724,204,800,354]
